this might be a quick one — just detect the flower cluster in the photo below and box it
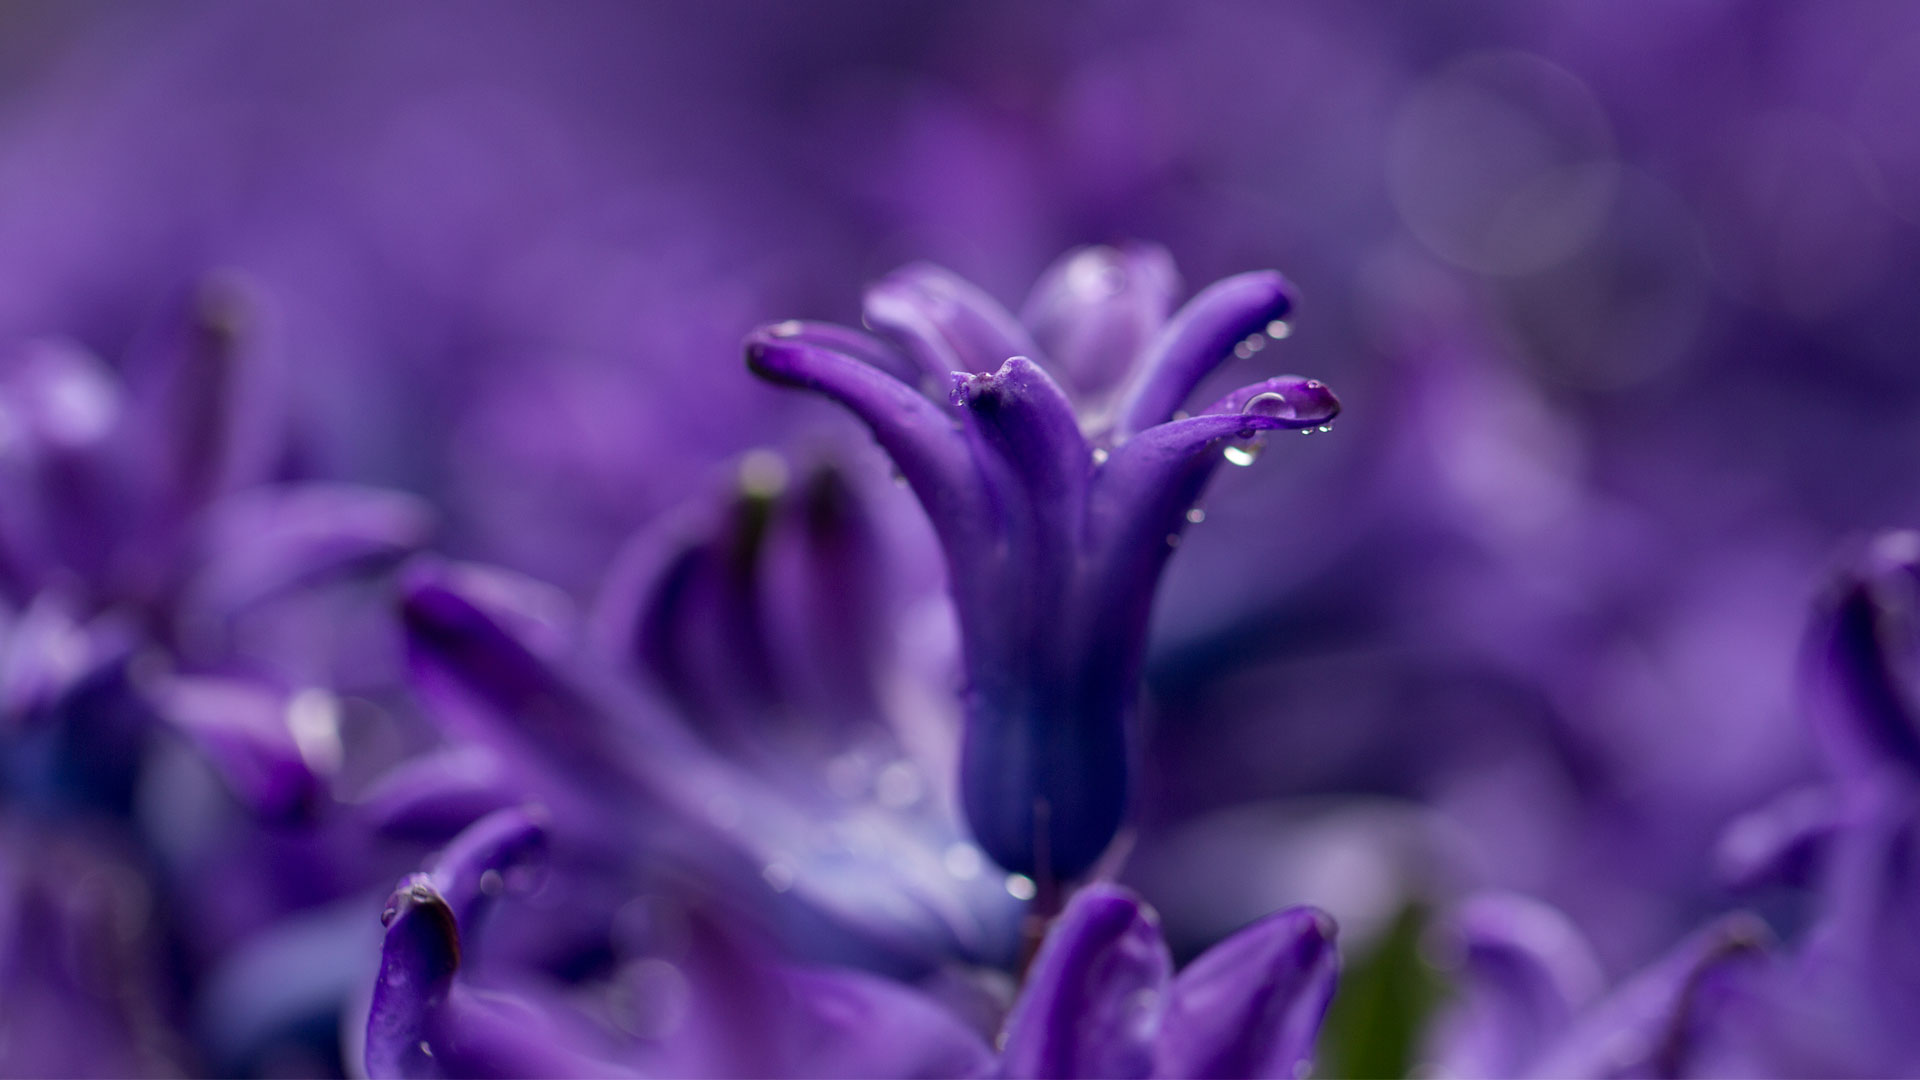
[14,5,1920,1078]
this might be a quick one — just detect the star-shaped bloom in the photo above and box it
[746,245,1339,883]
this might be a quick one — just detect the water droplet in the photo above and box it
[1223,391,1297,465]
[1318,424,1333,433]
[825,752,868,800]
[1233,341,1254,360]
[1267,319,1293,339]
[943,843,985,881]
[1243,391,1299,421]
[739,449,789,498]
[1185,508,1206,525]
[1244,333,1267,353]
[874,761,924,808]
[1005,874,1038,901]
[1165,533,1181,548]
[1091,447,1110,465]
[769,320,803,338]
[285,688,343,775]
[1301,427,1315,435]
[761,862,796,892]
[479,869,504,897]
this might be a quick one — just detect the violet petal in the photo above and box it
[1532,913,1772,1079]
[1020,243,1181,406]
[864,262,1043,380]
[997,884,1173,1080]
[1111,271,1296,439]
[365,874,461,1080]
[1425,893,1605,1079]
[1803,530,1920,780]
[1154,906,1340,1080]
[148,675,324,821]
[360,746,527,844]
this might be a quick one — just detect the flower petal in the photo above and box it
[365,875,461,1080]
[1531,913,1772,1079]
[398,558,631,797]
[1021,243,1181,407]
[427,806,549,932]
[776,967,996,1079]
[1111,271,1296,438]
[359,746,527,844]
[1154,906,1339,1080]
[183,483,435,620]
[998,884,1173,1080]
[1803,530,1920,780]
[949,355,1092,674]
[746,322,995,572]
[1715,785,1843,892]
[148,675,324,821]
[1424,893,1605,1079]
[864,262,1043,380]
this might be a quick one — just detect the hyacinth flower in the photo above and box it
[368,812,1340,1080]
[0,279,433,821]
[375,455,1022,975]
[0,280,432,1074]
[744,244,1340,887]
[1422,892,1772,1079]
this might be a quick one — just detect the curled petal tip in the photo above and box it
[1805,531,1920,780]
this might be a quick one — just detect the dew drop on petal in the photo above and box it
[739,449,790,498]
[1091,447,1110,465]
[943,843,984,880]
[761,861,796,892]
[1267,319,1294,339]
[1223,444,1261,467]
[1005,874,1038,901]
[874,761,924,808]
[1185,508,1206,525]
[1243,391,1299,421]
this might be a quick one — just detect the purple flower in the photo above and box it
[999,883,1339,1080]
[365,808,996,1079]
[367,818,1338,1080]
[745,245,1339,884]
[377,457,1022,974]
[1708,531,1920,1073]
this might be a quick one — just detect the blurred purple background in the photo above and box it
[3,1,1918,1075]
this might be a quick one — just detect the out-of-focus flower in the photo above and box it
[1422,892,1770,1079]
[367,817,1339,1080]
[373,452,1021,976]
[745,245,1339,885]
[1704,531,1920,1074]
[0,279,433,1074]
